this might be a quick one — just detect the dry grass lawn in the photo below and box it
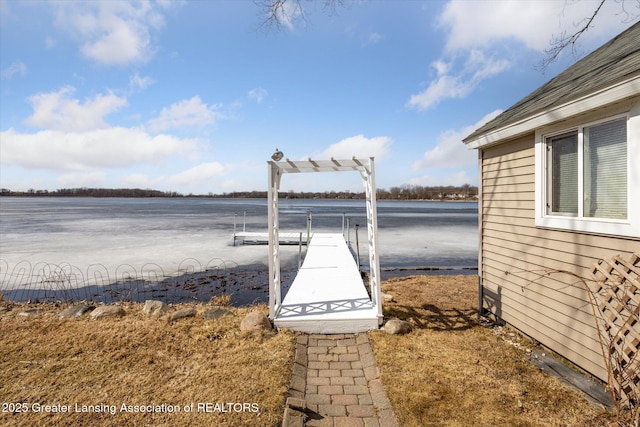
[370,275,615,427]
[0,275,622,426]
[0,302,294,427]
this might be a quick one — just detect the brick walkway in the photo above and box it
[283,334,398,427]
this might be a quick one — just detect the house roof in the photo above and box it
[463,21,640,147]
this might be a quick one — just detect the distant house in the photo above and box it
[462,22,640,381]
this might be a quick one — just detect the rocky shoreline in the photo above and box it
[1,264,476,307]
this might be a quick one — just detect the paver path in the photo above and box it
[283,333,398,427]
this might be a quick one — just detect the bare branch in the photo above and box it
[618,0,640,23]
[256,0,350,31]
[537,0,607,73]
[255,0,305,31]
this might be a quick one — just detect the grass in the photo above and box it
[369,275,615,427]
[0,275,622,426]
[0,302,295,426]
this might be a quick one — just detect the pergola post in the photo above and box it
[267,163,282,319]
[361,158,383,321]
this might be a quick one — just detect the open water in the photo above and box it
[0,197,478,304]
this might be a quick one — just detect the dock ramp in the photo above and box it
[274,233,379,333]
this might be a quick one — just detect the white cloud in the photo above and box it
[271,135,393,193]
[248,87,268,103]
[408,0,638,111]
[405,170,475,187]
[54,1,171,65]
[0,127,200,171]
[364,31,383,46]
[166,162,231,186]
[438,0,638,53]
[25,86,127,132]
[1,61,27,79]
[407,51,510,110]
[466,50,511,80]
[439,0,556,52]
[407,74,469,111]
[313,135,392,161]
[148,96,225,132]
[122,166,230,191]
[122,173,156,188]
[129,73,155,92]
[432,60,449,76]
[413,109,502,170]
[57,171,107,187]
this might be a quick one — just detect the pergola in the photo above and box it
[267,157,382,325]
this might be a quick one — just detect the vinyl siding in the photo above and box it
[480,133,639,381]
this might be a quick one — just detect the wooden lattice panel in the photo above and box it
[591,253,640,405]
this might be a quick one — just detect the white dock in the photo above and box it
[274,233,380,334]
[233,231,308,246]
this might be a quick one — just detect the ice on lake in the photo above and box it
[0,197,478,302]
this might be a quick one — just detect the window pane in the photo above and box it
[550,133,578,215]
[584,118,627,219]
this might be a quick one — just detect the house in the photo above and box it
[462,22,640,382]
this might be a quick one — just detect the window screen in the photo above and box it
[583,118,627,219]
[550,133,578,215]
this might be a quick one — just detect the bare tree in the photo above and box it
[256,0,348,30]
[540,0,606,70]
[538,0,639,72]
[257,0,638,73]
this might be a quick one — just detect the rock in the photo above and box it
[240,310,272,332]
[18,309,44,317]
[384,318,412,335]
[90,305,125,320]
[0,307,10,315]
[59,304,95,318]
[381,293,395,303]
[170,308,197,322]
[202,307,233,320]
[143,300,170,317]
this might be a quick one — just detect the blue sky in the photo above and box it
[1,0,637,194]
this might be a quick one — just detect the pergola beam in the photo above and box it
[275,158,369,174]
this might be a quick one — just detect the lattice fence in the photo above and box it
[590,252,640,410]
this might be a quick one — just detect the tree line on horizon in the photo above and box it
[0,184,478,200]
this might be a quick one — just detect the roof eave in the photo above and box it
[464,74,640,150]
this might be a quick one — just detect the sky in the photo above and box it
[1,0,638,195]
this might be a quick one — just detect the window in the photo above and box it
[536,113,639,238]
[546,117,627,219]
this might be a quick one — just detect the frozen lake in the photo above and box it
[0,197,478,303]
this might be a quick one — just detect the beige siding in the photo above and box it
[480,133,639,381]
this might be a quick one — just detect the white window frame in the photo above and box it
[535,107,640,238]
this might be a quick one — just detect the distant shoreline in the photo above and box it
[0,195,478,202]
[0,186,478,202]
